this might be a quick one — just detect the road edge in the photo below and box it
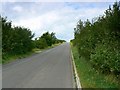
[71,49,82,89]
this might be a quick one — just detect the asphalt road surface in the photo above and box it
[2,43,75,88]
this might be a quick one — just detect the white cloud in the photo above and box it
[1,0,17,2]
[10,2,111,41]
[12,6,23,12]
[0,3,2,14]
[1,0,116,2]
[13,11,59,30]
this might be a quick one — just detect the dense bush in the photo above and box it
[72,2,120,78]
[2,16,34,59]
[34,38,48,49]
[34,31,66,49]
[2,16,66,61]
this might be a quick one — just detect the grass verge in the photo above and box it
[71,44,120,88]
[2,43,62,64]
[2,51,35,64]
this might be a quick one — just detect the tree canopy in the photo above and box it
[2,16,34,56]
[2,16,66,62]
[72,1,120,78]
[34,31,66,49]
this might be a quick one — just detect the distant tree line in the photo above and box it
[34,32,66,49]
[1,16,65,62]
[71,2,120,79]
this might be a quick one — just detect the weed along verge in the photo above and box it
[70,44,82,89]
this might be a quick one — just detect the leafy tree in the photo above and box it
[41,32,53,46]
[34,31,66,49]
[2,16,34,60]
[2,17,12,53]
[72,1,120,78]
[35,38,48,49]
[11,26,34,54]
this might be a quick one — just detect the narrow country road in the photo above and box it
[2,43,75,88]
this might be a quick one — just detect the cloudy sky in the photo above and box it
[1,0,115,41]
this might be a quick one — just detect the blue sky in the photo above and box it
[1,1,115,41]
